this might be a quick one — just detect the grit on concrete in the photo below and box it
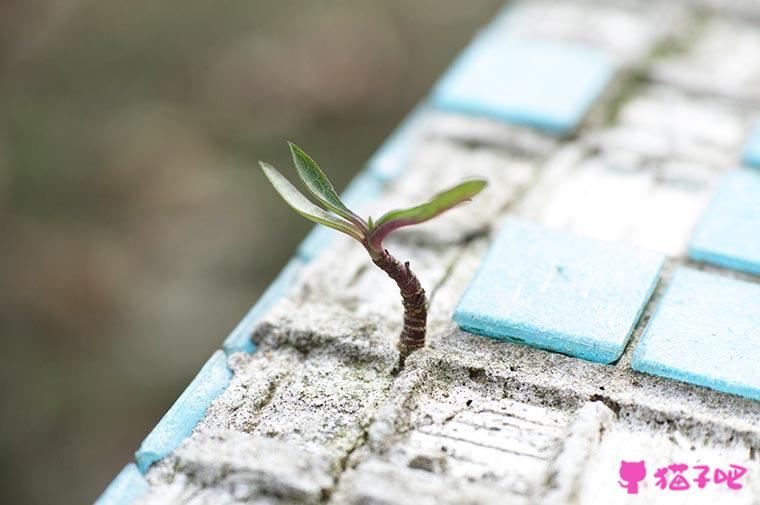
[137,1,760,503]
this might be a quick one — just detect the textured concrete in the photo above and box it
[583,85,751,168]
[490,0,687,65]
[651,17,760,103]
[515,144,720,256]
[142,430,336,505]
[128,1,760,503]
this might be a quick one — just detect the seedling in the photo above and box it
[261,142,487,363]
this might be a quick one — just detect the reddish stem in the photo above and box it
[367,247,427,364]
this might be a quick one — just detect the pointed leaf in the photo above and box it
[260,162,363,241]
[368,179,487,249]
[288,142,366,229]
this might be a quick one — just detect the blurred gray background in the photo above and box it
[0,0,503,503]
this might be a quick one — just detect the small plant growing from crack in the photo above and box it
[261,142,487,364]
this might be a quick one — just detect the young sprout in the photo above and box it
[261,142,487,364]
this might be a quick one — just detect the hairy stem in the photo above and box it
[368,247,427,364]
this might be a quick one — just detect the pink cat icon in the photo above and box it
[619,460,646,494]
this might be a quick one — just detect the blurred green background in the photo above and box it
[0,1,502,503]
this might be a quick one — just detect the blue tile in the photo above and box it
[743,120,760,168]
[432,33,616,135]
[135,350,231,473]
[366,102,429,182]
[223,258,305,354]
[296,171,384,261]
[453,219,664,363]
[94,463,149,505]
[632,267,760,401]
[688,170,760,276]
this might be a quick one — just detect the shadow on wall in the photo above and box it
[0,0,503,503]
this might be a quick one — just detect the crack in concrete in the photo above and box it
[321,424,371,504]
[588,394,622,418]
[426,250,465,310]
[241,369,290,433]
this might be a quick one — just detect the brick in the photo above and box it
[632,267,760,401]
[432,31,616,135]
[135,350,232,473]
[688,170,760,276]
[94,464,149,505]
[743,119,760,168]
[453,218,664,363]
[222,258,305,354]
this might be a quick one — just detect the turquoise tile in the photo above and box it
[632,267,760,401]
[223,258,305,354]
[453,219,664,363]
[94,464,149,505]
[296,171,384,261]
[743,120,760,168]
[366,102,429,182]
[432,33,616,135]
[135,350,231,473]
[688,170,760,276]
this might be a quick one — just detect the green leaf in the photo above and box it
[368,179,487,249]
[260,162,363,241]
[288,142,366,229]
[375,179,487,227]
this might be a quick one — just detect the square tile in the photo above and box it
[632,267,760,401]
[743,120,760,168]
[688,170,760,276]
[453,218,664,363]
[432,31,616,135]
